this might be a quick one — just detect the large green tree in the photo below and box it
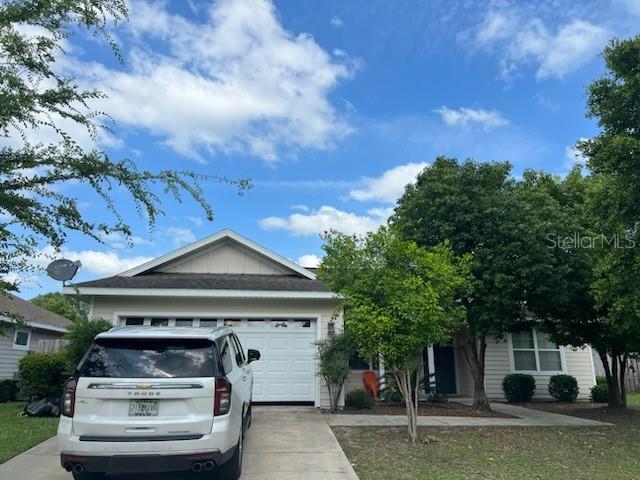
[31,291,88,322]
[392,158,567,410]
[318,228,470,442]
[0,0,248,292]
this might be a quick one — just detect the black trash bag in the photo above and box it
[24,396,60,417]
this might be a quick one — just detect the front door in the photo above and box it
[426,345,457,395]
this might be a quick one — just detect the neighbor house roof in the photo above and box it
[0,293,72,332]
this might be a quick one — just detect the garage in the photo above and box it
[66,229,340,408]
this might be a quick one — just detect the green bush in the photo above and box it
[18,352,70,399]
[591,383,608,403]
[548,374,579,402]
[596,375,607,386]
[0,379,19,402]
[345,389,374,410]
[502,374,536,402]
[64,318,112,369]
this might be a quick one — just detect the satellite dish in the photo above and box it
[46,259,81,282]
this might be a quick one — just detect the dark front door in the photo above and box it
[433,346,457,394]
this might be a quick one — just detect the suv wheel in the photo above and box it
[219,422,244,479]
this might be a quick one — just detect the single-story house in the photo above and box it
[65,229,596,407]
[0,294,72,378]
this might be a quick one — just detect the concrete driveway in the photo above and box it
[0,407,359,480]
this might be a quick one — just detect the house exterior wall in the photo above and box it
[90,296,343,408]
[0,327,64,378]
[157,242,288,275]
[457,335,596,401]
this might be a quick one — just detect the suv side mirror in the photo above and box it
[247,349,261,364]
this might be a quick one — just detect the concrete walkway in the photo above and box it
[0,406,359,480]
[326,401,612,427]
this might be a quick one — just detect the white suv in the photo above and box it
[57,326,259,479]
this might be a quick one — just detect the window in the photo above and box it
[199,319,217,328]
[511,329,562,372]
[150,318,168,327]
[217,337,234,375]
[13,329,30,350]
[230,334,246,366]
[175,319,193,327]
[123,317,144,326]
[78,338,217,378]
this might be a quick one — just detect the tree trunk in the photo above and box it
[461,335,491,411]
[598,350,627,408]
[394,367,418,444]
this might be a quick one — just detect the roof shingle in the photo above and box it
[73,273,330,292]
[0,294,72,329]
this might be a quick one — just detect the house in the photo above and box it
[64,229,342,408]
[0,294,72,378]
[65,229,597,407]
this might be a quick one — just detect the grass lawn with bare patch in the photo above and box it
[0,402,58,464]
[334,405,640,480]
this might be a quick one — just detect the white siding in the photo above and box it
[91,296,342,408]
[481,336,595,401]
[157,241,289,275]
[0,327,65,378]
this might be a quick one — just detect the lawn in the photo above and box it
[627,393,640,406]
[0,402,58,464]
[334,406,640,480]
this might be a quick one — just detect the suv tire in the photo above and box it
[219,421,244,480]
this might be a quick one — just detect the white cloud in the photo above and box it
[38,246,153,277]
[259,205,390,236]
[467,5,609,80]
[163,227,196,247]
[434,107,509,129]
[349,162,428,203]
[297,254,322,267]
[98,231,154,250]
[565,138,588,168]
[187,216,204,228]
[74,0,356,162]
[330,16,344,28]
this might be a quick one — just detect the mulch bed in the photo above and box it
[336,401,514,418]
[521,401,640,425]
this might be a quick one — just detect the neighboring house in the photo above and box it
[64,229,343,409]
[64,229,597,407]
[0,294,72,378]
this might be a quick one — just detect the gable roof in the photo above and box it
[0,293,71,332]
[120,229,316,280]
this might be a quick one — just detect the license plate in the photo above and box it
[128,400,159,417]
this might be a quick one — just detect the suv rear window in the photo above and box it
[79,338,218,378]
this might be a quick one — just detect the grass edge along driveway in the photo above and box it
[0,402,58,464]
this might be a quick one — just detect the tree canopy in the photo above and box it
[0,0,249,292]
[31,291,88,322]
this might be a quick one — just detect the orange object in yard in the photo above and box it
[362,370,379,399]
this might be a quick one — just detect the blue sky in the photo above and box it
[11,0,640,298]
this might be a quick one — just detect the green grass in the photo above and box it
[627,393,640,406]
[0,402,58,464]
[334,414,640,480]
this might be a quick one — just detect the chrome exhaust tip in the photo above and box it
[192,462,203,473]
[72,464,85,474]
[63,463,74,472]
[203,460,215,471]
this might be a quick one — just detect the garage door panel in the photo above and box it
[234,319,317,403]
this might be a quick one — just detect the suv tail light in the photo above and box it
[214,378,232,416]
[62,378,77,417]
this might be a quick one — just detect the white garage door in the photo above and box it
[232,318,317,403]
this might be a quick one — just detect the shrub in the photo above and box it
[315,331,355,412]
[591,383,608,403]
[548,374,579,402]
[18,352,70,399]
[0,379,19,402]
[595,376,607,386]
[345,389,374,410]
[64,318,112,369]
[502,374,536,402]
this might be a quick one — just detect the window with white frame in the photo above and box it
[511,328,562,372]
[13,329,31,350]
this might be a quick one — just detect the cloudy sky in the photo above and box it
[9,0,640,298]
